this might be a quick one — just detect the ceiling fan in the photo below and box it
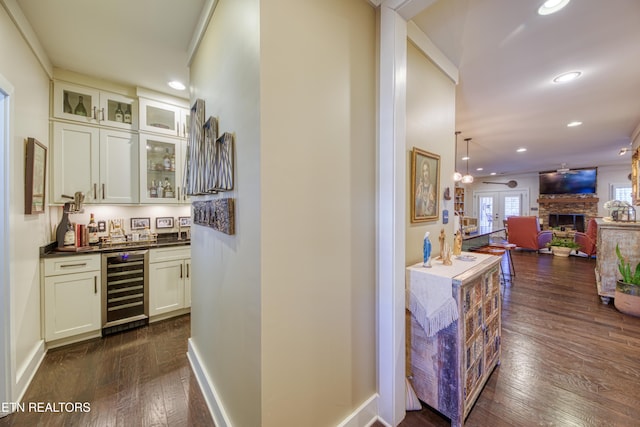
[556,163,577,175]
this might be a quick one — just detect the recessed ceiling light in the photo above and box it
[462,156,470,161]
[490,172,497,176]
[476,167,483,171]
[517,148,527,152]
[538,0,570,15]
[567,121,582,127]
[168,81,186,90]
[553,71,581,84]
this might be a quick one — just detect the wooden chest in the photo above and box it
[406,256,501,427]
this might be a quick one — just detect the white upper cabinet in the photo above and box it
[53,81,138,131]
[139,97,189,138]
[52,122,139,204]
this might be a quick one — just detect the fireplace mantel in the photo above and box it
[537,197,599,205]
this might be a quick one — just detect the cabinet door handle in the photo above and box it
[102,183,105,200]
[92,106,98,120]
[177,187,180,200]
[93,183,97,200]
[61,263,87,268]
[94,276,97,294]
[180,264,183,279]
[186,264,190,278]
[100,108,105,121]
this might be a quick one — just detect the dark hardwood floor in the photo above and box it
[394,251,640,427]
[3,253,640,427]
[0,315,214,427]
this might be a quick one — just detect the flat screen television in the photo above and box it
[539,167,597,195]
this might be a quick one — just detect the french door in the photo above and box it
[474,190,529,231]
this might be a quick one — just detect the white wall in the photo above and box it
[0,4,50,401]
[188,0,262,425]
[189,0,377,426]
[260,1,376,426]
[405,41,457,265]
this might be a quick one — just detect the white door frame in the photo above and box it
[0,73,14,414]
[376,1,442,425]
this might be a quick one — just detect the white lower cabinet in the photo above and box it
[149,247,191,318]
[43,255,101,343]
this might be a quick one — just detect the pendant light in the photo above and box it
[462,138,474,184]
[453,131,462,182]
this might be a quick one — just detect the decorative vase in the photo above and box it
[614,280,640,317]
[551,246,572,257]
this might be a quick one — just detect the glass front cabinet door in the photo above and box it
[140,134,183,204]
[139,98,183,137]
[53,81,137,130]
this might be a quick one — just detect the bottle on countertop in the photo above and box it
[114,103,124,122]
[63,221,75,246]
[88,213,99,246]
[123,104,132,124]
[74,96,87,116]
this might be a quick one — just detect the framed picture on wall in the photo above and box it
[411,147,440,223]
[24,138,47,214]
[131,217,150,230]
[156,217,174,229]
[178,216,191,228]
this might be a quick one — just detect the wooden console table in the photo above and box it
[595,219,640,304]
[406,253,502,426]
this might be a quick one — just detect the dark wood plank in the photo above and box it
[0,315,214,427]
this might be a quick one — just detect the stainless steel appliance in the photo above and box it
[101,250,149,335]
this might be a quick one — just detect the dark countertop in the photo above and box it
[40,232,190,258]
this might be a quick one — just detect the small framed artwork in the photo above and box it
[131,217,150,230]
[98,221,106,232]
[410,147,440,223]
[24,138,47,214]
[178,216,191,228]
[156,217,174,229]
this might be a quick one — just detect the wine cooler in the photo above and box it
[101,250,149,335]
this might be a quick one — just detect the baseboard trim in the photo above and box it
[187,338,233,427]
[337,393,382,427]
[14,339,45,402]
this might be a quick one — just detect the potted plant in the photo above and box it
[547,236,580,257]
[615,244,640,316]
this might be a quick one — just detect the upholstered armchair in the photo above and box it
[574,218,597,258]
[506,216,553,252]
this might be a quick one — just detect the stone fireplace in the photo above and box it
[537,195,599,231]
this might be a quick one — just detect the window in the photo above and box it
[611,184,632,204]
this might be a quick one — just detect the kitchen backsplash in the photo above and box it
[49,204,191,242]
